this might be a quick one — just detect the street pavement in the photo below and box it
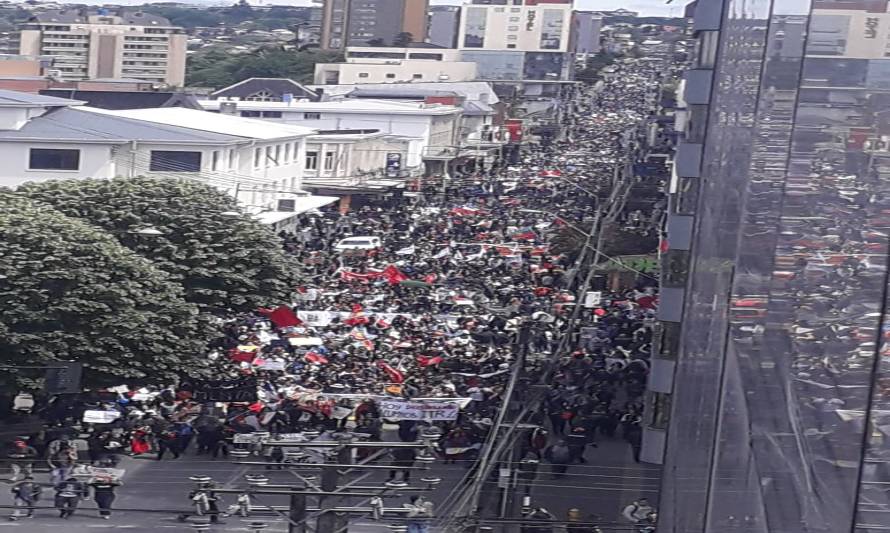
[0,429,658,532]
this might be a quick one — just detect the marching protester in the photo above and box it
[88,474,121,519]
[54,475,87,519]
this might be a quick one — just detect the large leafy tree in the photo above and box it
[19,177,299,315]
[0,193,210,387]
[186,47,344,88]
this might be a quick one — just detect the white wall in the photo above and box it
[314,60,477,85]
[0,142,117,188]
[458,4,573,53]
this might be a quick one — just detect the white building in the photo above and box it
[0,89,335,222]
[199,98,463,175]
[314,45,477,85]
[457,0,575,81]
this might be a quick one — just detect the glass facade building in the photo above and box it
[652,0,890,531]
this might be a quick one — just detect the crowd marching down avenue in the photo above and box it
[2,55,674,533]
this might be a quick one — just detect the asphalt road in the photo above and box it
[0,430,658,532]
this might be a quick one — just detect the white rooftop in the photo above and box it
[83,106,317,140]
[198,98,462,116]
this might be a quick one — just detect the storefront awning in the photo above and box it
[254,195,338,225]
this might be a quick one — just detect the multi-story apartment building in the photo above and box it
[651,0,890,531]
[457,0,575,80]
[19,9,187,86]
[320,0,429,50]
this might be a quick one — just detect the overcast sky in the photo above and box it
[429,0,685,17]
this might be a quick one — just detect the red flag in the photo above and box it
[659,239,669,253]
[377,361,404,383]
[424,273,437,284]
[539,169,561,177]
[382,265,408,285]
[352,303,363,314]
[258,305,302,328]
[228,348,257,363]
[340,270,378,283]
[417,355,444,367]
[450,206,484,216]
[513,231,536,241]
[305,352,329,365]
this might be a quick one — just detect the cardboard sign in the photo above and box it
[583,291,602,308]
[288,337,324,347]
[258,360,286,371]
[90,467,125,481]
[83,410,121,424]
[379,400,459,421]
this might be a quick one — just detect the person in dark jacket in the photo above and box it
[89,475,120,519]
[54,476,86,518]
[387,447,417,483]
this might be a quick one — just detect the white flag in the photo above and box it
[434,247,450,259]
[396,245,416,255]
[453,250,466,261]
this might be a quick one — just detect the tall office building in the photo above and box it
[573,11,602,58]
[320,0,429,50]
[457,0,574,80]
[428,5,461,48]
[650,0,890,532]
[19,9,186,86]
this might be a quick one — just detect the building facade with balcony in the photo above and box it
[320,0,429,50]
[198,98,463,176]
[19,9,187,86]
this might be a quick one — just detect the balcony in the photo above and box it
[422,145,459,160]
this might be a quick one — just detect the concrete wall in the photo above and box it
[313,59,476,84]
[0,141,117,188]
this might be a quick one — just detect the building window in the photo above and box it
[324,151,335,170]
[508,35,518,40]
[386,73,396,79]
[540,9,564,50]
[463,7,487,48]
[292,142,299,161]
[274,145,282,166]
[264,146,273,167]
[246,90,276,102]
[149,150,201,172]
[241,110,262,117]
[228,149,236,169]
[412,73,423,79]
[262,111,282,118]
[509,16,520,22]
[28,148,79,170]
[254,147,262,168]
[284,143,291,163]
[358,72,369,78]
[305,151,319,170]
[211,150,220,171]
[507,44,517,49]
[303,112,321,120]
[508,26,519,31]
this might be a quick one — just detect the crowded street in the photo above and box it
[0,54,673,532]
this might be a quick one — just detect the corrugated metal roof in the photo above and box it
[0,107,244,144]
[0,89,82,107]
[85,107,317,140]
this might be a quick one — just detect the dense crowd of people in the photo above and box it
[2,56,668,528]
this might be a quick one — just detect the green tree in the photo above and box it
[0,193,211,387]
[18,177,300,316]
[187,48,344,88]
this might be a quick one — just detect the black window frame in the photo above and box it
[28,148,80,171]
[149,150,202,172]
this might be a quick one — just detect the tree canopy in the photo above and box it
[0,192,211,387]
[18,177,300,316]
[187,47,344,88]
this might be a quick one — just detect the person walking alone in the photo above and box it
[89,475,120,520]
[9,475,40,521]
[54,475,86,519]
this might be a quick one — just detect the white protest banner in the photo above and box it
[288,337,324,347]
[83,410,121,424]
[259,360,287,371]
[297,311,335,327]
[583,291,602,308]
[233,433,264,444]
[332,406,353,420]
[380,400,459,421]
[90,467,125,481]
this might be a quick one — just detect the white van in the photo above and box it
[334,236,382,252]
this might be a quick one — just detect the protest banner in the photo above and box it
[186,377,258,402]
[90,467,125,482]
[83,410,121,424]
[258,360,287,371]
[379,399,460,421]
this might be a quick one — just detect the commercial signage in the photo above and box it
[386,153,402,177]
